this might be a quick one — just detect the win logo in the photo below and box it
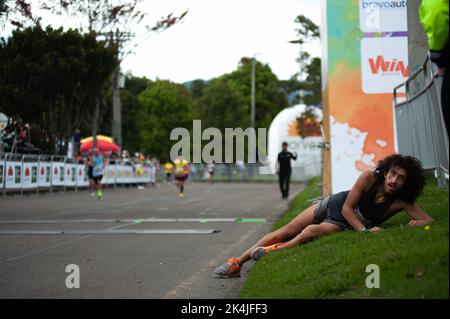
[369,55,409,77]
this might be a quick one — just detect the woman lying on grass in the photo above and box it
[215,154,434,278]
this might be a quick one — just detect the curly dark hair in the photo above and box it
[375,154,425,204]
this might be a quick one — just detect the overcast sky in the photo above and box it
[2,0,322,84]
[120,0,322,83]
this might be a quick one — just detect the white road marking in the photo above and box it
[0,229,220,235]
[0,218,244,223]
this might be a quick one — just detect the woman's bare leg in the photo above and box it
[236,203,318,265]
[275,222,341,250]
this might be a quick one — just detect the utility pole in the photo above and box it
[112,64,122,147]
[110,30,130,148]
[108,12,188,148]
[251,57,256,129]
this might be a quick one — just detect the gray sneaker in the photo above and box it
[214,257,241,278]
[250,243,281,261]
[250,247,266,261]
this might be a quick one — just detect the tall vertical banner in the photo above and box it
[322,0,408,193]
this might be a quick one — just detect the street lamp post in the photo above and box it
[112,69,125,147]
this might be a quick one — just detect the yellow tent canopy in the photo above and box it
[80,135,113,144]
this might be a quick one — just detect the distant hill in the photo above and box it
[182,79,208,90]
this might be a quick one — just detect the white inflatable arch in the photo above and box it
[267,104,323,180]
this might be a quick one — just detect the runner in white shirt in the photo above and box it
[207,161,215,184]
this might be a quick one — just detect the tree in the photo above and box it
[221,57,288,129]
[196,77,248,131]
[289,14,320,79]
[290,14,320,45]
[289,14,322,106]
[1,0,188,148]
[34,1,188,147]
[302,57,322,106]
[0,0,39,29]
[190,79,207,100]
[280,76,302,106]
[138,80,194,160]
[120,75,150,153]
[0,26,117,153]
[194,77,249,163]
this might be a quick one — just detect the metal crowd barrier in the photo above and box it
[187,162,320,183]
[0,153,155,197]
[393,56,449,188]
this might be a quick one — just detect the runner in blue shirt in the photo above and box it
[92,148,107,200]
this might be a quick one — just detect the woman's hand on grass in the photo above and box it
[369,227,383,233]
[407,220,428,227]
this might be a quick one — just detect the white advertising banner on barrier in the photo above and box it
[102,165,115,185]
[76,164,88,187]
[102,166,109,184]
[2,160,153,191]
[116,165,126,183]
[38,162,52,187]
[125,165,133,183]
[144,166,151,183]
[64,164,77,186]
[52,162,65,186]
[109,164,117,184]
[22,162,39,189]
[115,165,122,183]
[0,160,4,188]
[5,161,22,189]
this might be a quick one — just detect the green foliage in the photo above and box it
[122,58,289,161]
[280,57,322,107]
[196,77,248,130]
[190,79,207,100]
[288,14,322,107]
[120,75,150,153]
[218,57,288,129]
[0,25,117,153]
[302,57,322,106]
[138,80,194,160]
[290,14,321,45]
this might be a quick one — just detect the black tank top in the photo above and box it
[357,174,398,225]
[327,172,400,227]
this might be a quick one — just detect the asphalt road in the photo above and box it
[0,181,304,298]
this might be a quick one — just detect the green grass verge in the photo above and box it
[240,175,449,299]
